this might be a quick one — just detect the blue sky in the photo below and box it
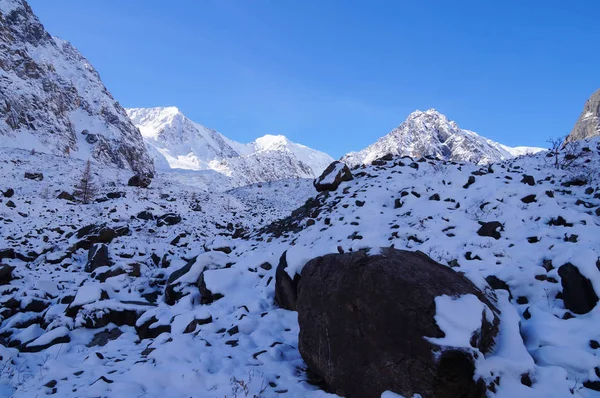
[29,0,600,158]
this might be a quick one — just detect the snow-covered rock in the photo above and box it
[341,109,545,167]
[0,0,154,174]
[127,107,334,188]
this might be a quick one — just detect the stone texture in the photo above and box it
[297,248,499,398]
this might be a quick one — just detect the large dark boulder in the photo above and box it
[73,224,129,251]
[0,264,15,285]
[128,174,152,188]
[297,248,500,398]
[85,244,110,273]
[274,251,301,311]
[558,263,599,314]
[314,161,353,192]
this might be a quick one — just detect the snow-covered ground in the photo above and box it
[1,138,600,398]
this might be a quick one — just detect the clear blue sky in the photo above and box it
[29,0,600,158]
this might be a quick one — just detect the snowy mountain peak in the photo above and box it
[341,109,544,166]
[253,134,291,152]
[127,107,334,190]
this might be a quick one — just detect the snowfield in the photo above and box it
[1,137,600,397]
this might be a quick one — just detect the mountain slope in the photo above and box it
[1,136,599,397]
[0,0,154,174]
[566,88,600,142]
[127,107,333,187]
[341,109,544,167]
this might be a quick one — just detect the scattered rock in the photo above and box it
[463,176,476,189]
[521,175,535,186]
[24,172,44,181]
[2,188,14,198]
[548,216,573,227]
[57,191,75,201]
[87,328,123,347]
[106,191,124,199]
[521,194,537,204]
[136,211,154,220]
[477,221,503,240]
[558,263,599,314]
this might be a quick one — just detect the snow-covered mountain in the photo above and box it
[0,0,154,175]
[566,88,600,142]
[341,109,544,167]
[127,107,333,187]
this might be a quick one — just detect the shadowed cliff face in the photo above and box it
[566,88,600,143]
[0,0,154,175]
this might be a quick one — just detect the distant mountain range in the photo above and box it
[127,107,334,188]
[341,109,545,167]
[5,0,597,193]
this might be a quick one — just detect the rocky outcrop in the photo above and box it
[0,0,154,174]
[566,89,600,142]
[296,248,499,398]
[314,161,353,192]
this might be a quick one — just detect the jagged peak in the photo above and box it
[253,134,292,151]
[405,108,448,121]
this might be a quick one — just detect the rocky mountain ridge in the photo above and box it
[0,0,154,174]
[566,88,600,142]
[341,109,545,167]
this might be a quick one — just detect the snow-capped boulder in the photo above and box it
[296,248,500,398]
[313,161,353,192]
[156,213,181,227]
[84,244,109,273]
